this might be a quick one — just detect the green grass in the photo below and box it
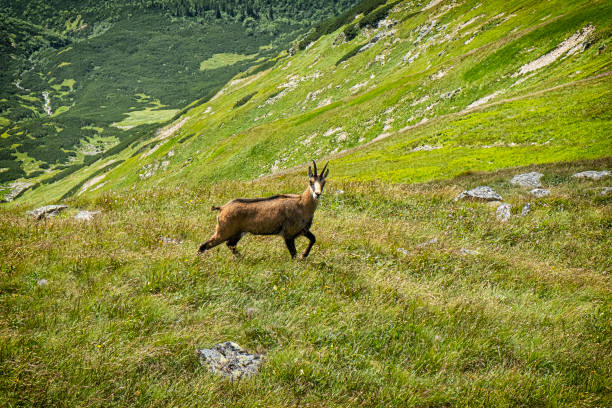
[200,53,259,71]
[1,160,610,406]
[111,108,180,129]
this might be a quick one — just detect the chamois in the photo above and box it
[198,160,329,258]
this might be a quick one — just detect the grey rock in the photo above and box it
[521,202,531,216]
[37,279,48,286]
[530,188,550,198]
[27,205,68,220]
[459,248,479,256]
[160,236,182,245]
[397,247,410,255]
[601,187,612,196]
[2,181,33,202]
[197,341,264,379]
[245,308,258,319]
[572,170,610,180]
[496,203,511,221]
[73,210,100,221]
[510,172,543,188]
[455,186,502,201]
[416,237,439,248]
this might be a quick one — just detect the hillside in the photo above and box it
[0,0,358,187]
[1,0,611,406]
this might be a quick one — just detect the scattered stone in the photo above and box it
[572,170,610,180]
[197,341,264,379]
[454,186,502,201]
[335,190,345,195]
[459,248,479,256]
[245,308,258,319]
[2,181,33,202]
[397,247,410,255]
[73,210,100,221]
[521,202,531,216]
[160,237,183,245]
[530,188,550,198]
[37,279,48,287]
[411,144,442,152]
[510,172,543,188]
[416,237,439,248]
[601,187,612,196]
[27,205,68,220]
[496,203,511,221]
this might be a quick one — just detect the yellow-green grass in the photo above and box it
[200,53,258,71]
[1,159,610,407]
[111,108,180,129]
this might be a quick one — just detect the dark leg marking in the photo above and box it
[301,230,316,258]
[226,234,243,256]
[198,234,224,254]
[284,237,297,259]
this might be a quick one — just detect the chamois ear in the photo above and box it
[308,166,312,178]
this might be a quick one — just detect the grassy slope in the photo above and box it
[1,0,611,406]
[12,0,611,205]
[1,160,611,407]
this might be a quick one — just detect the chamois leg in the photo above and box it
[284,237,297,259]
[198,225,228,254]
[301,230,316,259]
[226,233,244,257]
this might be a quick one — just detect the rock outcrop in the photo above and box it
[27,205,68,220]
[197,341,264,379]
[455,186,502,201]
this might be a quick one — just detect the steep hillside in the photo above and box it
[0,1,611,407]
[0,0,358,188]
[9,0,610,205]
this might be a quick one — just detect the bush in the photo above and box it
[233,92,257,109]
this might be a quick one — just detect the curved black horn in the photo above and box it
[311,159,318,176]
[320,161,329,177]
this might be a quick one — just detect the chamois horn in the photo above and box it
[311,159,318,176]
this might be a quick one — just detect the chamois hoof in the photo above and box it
[197,244,207,254]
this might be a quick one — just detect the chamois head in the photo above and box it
[307,160,329,200]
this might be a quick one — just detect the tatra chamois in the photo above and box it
[198,160,329,258]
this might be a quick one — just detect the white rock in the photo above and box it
[459,248,479,256]
[416,237,439,248]
[73,210,100,221]
[601,187,612,196]
[455,186,502,201]
[197,341,264,379]
[37,279,48,286]
[27,205,68,220]
[510,172,543,188]
[521,202,531,216]
[572,170,610,180]
[530,188,550,198]
[496,203,511,221]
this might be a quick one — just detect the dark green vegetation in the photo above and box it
[1,0,611,405]
[0,0,359,183]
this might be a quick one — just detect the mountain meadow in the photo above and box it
[1,0,611,406]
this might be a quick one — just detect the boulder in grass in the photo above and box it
[601,187,612,196]
[73,210,100,221]
[454,186,502,202]
[197,341,264,379]
[572,170,610,180]
[496,203,511,221]
[530,188,550,198]
[521,202,531,216]
[510,172,543,188]
[27,205,68,220]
